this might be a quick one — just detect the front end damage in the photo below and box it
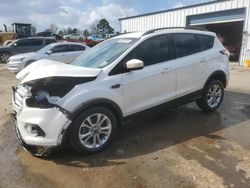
[11,76,96,156]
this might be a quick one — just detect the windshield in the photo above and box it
[37,44,54,53]
[71,38,138,68]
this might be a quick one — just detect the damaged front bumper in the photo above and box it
[12,86,72,156]
[10,113,54,157]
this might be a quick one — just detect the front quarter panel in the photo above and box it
[58,74,124,117]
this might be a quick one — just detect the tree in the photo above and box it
[58,30,64,36]
[83,29,90,37]
[97,19,114,38]
[72,28,78,33]
[67,27,73,34]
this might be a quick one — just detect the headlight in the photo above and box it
[10,57,25,63]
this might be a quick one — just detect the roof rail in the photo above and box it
[141,27,208,37]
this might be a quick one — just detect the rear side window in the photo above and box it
[29,39,43,46]
[46,39,56,45]
[51,45,68,53]
[68,45,85,51]
[124,34,174,67]
[172,34,199,58]
[196,34,214,51]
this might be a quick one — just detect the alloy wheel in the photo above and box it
[78,113,112,149]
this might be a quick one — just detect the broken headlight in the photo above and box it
[24,76,96,108]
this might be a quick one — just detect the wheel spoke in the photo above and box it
[96,114,103,124]
[81,122,91,129]
[96,134,102,145]
[92,135,97,148]
[80,132,92,139]
[100,124,111,131]
[83,134,93,144]
[86,117,94,127]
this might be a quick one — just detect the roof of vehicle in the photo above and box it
[49,42,88,46]
[16,37,56,40]
[114,28,216,39]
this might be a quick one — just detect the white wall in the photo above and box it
[119,0,250,64]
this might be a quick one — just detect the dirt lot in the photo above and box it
[0,64,250,188]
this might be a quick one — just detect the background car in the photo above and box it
[224,44,241,60]
[36,31,63,40]
[0,37,56,63]
[63,33,85,41]
[7,42,89,72]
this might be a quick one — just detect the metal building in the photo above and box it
[119,0,250,64]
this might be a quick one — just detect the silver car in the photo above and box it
[7,42,89,72]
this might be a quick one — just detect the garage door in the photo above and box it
[187,8,246,26]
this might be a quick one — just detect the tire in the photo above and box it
[0,52,11,63]
[70,107,118,154]
[79,37,83,41]
[66,37,70,40]
[25,60,35,67]
[196,80,224,112]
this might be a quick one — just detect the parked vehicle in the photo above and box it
[0,32,16,45]
[37,31,63,40]
[63,33,84,41]
[0,37,56,63]
[7,42,89,72]
[224,44,241,60]
[2,39,14,46]
[11,28,229,156]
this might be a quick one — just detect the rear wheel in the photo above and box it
[196,80,224,112]
[70,107,117,154]
[0,52,11,63]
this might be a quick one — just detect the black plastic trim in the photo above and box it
[70,98,124,121]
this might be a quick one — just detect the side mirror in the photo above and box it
[125,59,144,71]
[45,50,52,55]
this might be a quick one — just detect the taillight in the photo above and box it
[220,49,230,58]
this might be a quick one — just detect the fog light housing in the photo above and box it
[25,123,45,137]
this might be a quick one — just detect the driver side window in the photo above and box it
[51,45,68,53]
[109,34,174,76]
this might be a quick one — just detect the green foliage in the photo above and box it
[96,19,114,37]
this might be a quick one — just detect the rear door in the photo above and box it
[28,38,44,51]
[47,44,69,63]
[171,33,209,97]
[121,34,177,115]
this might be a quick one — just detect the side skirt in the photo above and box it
[123,89,203,121]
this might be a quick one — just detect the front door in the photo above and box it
[121,34,176,116]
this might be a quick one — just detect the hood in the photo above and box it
[16,59,101,84]
[9,52,37,60]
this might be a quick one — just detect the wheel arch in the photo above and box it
[204,70,227,89]
[70,98,124,124]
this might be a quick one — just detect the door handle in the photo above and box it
[161,68,172,74]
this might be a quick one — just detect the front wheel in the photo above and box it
[196,80,224,112]
[70,107,117,154]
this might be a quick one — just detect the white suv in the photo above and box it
[11,28,229,156]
